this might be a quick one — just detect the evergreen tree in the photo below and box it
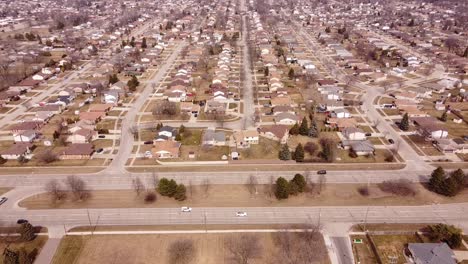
[278,144,291,160]
[299,117,309,135]
[3,248,18,264]
[428,224,462,249]
[19,222,35,241]
[464,47,468,58]
[158,178,178,197]
[275,177,289,199]
[288,68,295,80]
[291,173,306,193]
[109,74,119,85]
[294,143,305,162]
[18,248,32,264]
[440,111,448,122]
[141,37,147,49]
[37,35,42,44]
[308,119,319,137]
[450,168,466,187]
[400,113,409,131]
[264,66,269,77]
[127,75,139,91]
[179,125,186,134]
[130,36,136,47]
[428,167,446,194]
[174,184,187,201]
[289,123,300,135]
[175,133,182,141]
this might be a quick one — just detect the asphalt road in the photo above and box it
[0,168,433,188]
[1,203,467,229]
[331,237,354,264]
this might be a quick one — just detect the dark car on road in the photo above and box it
[16,219,28,224]
[317,170,327,175]
[388,139,395,144]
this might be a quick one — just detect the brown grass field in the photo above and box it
[52,233,330,264]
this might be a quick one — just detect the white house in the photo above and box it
[333,109,351,119]
[13,130,37,143]
[342,127,366,141]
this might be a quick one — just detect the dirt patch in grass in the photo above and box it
[352,224,429,232]
[53,233,330,264]
[19,182,468,210]
[371,234,421,263]
[0,236,48,264]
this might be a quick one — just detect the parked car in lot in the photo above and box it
[388,139,395,144]
[317,170,327,175]
[236,211,247,217]
[0,197,7,205]
[98,135,106,138]
[144,141,153,144]
[365,133,372,137]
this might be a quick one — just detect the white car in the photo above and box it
[0,197,7,206]
[236,211,247,217]
[181,207,192,212]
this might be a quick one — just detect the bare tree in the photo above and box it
[150,170,159,189]
[381,80,392,93]
[202,178,211,197]
[132,177,144,196]
[225,234,263,264]
[272,224,326,264]
[65,175,89,201]
[37,150,58,164]
[246,175,258,196]
[45,179,66,202]
[167,239,196,264]
[188,180,194,198]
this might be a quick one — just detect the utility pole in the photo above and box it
[363,207,370,232]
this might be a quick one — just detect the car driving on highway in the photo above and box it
[0,197,7,205]
[236,211,247,217]
[181,207,192,212]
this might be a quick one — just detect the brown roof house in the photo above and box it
[0,143,34,160]
[231,130,259,148]
[258,125,289,144]
[59,143,94,160]
[67,128,98,144]
[411,117,448,140]
[152,141,181,159]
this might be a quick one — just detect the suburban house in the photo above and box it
[9,121,43,134]
[231,130,259,148]
[327,118,357,131]
[155,126,177,141]
[59,143,95,160]
[152,141,181,159]
[275,112,300,125]
[332,109,351,119]
[342,127,366,141]
[79,111,106,125]
[102,90,120,104]
[434,138,468,154]
[13,130,37,143]
[411,117,448,140]
[202,130,227,146]
[0,143,34,160]
[342,140,375,156]
[407,243,456,264]
[258,125,289,144]
[67,128,98,144]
